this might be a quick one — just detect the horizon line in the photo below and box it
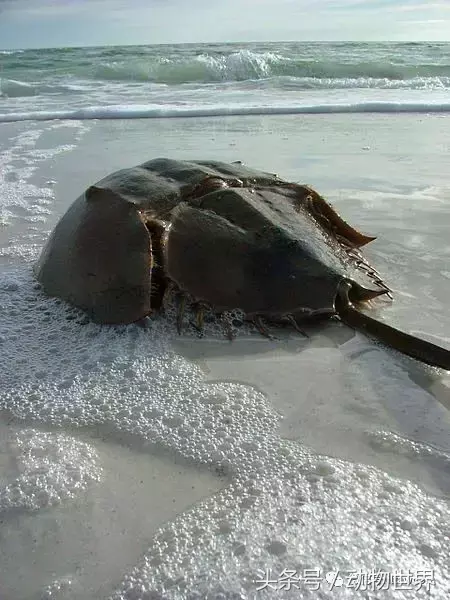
[1,39,448,52]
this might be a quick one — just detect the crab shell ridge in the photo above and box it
[35,158,386,325]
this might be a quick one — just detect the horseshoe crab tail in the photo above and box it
[335,280,450,370]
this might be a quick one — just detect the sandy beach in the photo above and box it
[0,112,449,599]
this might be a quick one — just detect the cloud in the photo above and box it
[1,0,449,18]
[0,0,449,48]
[1,0,119,17]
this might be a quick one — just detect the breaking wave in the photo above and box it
[1,43,449,110]
[1,101,450,123]
[2,45,450,91]
[93,51,450,84]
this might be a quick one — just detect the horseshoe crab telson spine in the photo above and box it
[336,280,450,370]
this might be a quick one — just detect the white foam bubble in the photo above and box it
[41,575,78,600]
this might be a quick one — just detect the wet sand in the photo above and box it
[0,113,449,599]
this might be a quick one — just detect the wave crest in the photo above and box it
[1,101,450,123]
[92,50,284,83]
[88,50,450,85]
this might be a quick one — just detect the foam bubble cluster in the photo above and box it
[41,576,78,600]
[366,430,450,465]
[0,267,279,479]
[0,121,89,260]
[0,427,101,513]
[0,264,449,600]
[111,446,449,600]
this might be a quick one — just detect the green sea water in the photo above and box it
[1,41,450,121]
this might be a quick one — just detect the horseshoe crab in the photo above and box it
[35,158,450,370]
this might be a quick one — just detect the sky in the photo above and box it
[0,0,449,49]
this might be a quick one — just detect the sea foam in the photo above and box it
[0,78,83,98]
[0,264,449,599]
[1,101,450,123]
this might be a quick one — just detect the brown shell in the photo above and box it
[35,158,386,324]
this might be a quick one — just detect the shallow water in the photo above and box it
[0,114,449,599]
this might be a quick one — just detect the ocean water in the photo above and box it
[0,42,450,600]
[1,42,450,121]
